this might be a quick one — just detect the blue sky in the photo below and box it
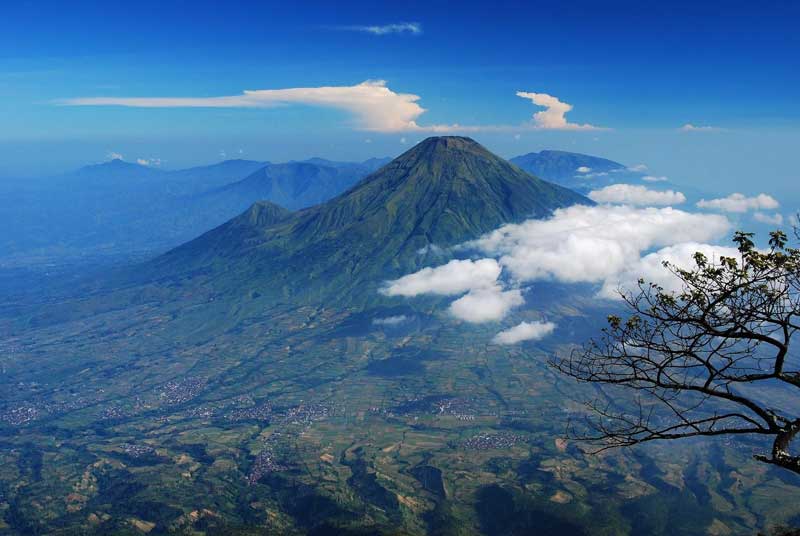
[1,0,798,202]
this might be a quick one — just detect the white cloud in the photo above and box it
[641,175,668,182]
[696,193,779,213]
[516,92,603,130]
[387,205,732,338]
[628,164,648,172]
[106,151,124,161]
[599,242,742,299]
[372,315,410,326]
[63,84,607,134]
[381,258,500,297]
[136,157,161,167]
[448,286,524,323]
[753,212,784,225]
[470,205,730,285]
[493,320,556,345]
[576,166,591,173]
[588,184,686,206]
[339,22,422,35]
[679,123,722,132]
[62,80,434,133]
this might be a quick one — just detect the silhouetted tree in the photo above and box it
[552,229,800,474]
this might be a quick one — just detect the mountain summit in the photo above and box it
[153,137,589,302]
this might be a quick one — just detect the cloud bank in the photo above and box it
[598,242,742,299]
[588,184,686,206]
[384,204,731,341]
[470,205,729,285]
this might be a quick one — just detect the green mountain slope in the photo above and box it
[152,137,589,302]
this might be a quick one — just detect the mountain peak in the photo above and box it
[410,136,488,155]
[155,138,589,303]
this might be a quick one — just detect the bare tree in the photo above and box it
[551,230,800,474]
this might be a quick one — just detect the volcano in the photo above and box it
[149,137,590,303]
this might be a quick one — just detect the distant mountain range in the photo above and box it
[509,150,644,193]
[0,157,388,264]
[198,158,391,213]
[2,145,693,268]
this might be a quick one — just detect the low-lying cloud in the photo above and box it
[381,258,500,297]
[588,184,686,206]
[372,315,411,326]
[696,193,779,213]
[598,242,741,299]
[384,204,732,341]
[470,205,729,285]
[449,286,523,323]
[493,321,556,345]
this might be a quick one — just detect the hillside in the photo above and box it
[153,136,589,302]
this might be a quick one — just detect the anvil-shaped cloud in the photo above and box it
[60,80,430,133]
[60,81,604,133]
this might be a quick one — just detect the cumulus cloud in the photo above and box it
[628,164,648,172]
[696,193,779,213]
[470,205,730,285]
[576,166,591,173]
[448,286,524,323]
[136,157,161,167]
[641,175,668,182]
[106,151,124,161]
[515,92,603,130]
[372,315,410,326]
[599,242,742,299]
[61,80,437,133]
[381,258,500,297]
[338,22,422,35]
[588,184,686,206]
[679,123,722,132]
[753,212,784,225]
[386,205,732,339]
[493,320,556,345]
